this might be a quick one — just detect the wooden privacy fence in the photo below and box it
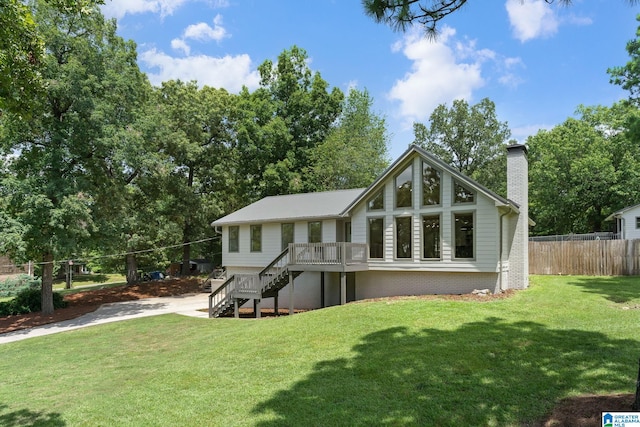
[529,239,640,276]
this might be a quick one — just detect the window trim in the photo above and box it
[394,215,413,260]
[421,213,442,261]
[368,217,385,260]
[452,211,475,260]
[636,217,640,230]
[228,225,239,253]
[250,224,262,253]
[394,163,414,210]
[421,161,441,207]
[452,179,476,205]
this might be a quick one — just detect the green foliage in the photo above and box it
[307,88,390,191]
[0,285,66,316]
[0,274,40,297]
[609,14,640,105]
[413,98,512,196]
[528,102,640,235]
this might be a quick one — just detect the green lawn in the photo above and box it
[53,273,127,292]
[1,275,639,426]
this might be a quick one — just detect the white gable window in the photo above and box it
[453,212,474,259]
[395,216,412,259]
[229,226,239,253]
[368,217,384,259]
[250,225,262,252]
[453,180,475,204]
[395,164,413,209]
[422,214,441,259]
[368,189,384,211]
[422,162,441,206]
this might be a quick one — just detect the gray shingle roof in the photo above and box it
[211,188,365,226]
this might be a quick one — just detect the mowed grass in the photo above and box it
[1,275,639,426]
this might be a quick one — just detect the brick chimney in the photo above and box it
[506,144,529,289]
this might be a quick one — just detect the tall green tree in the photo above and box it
[609,14,640,104]
[236,46,344,199]
[307,88,390,191]
[413,98,512,195]
[155,80,236,275]
[0,1,147,313]
[0,0,104,115]
[527,103,640,235]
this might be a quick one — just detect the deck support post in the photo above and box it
[234,298,239,318]
[340,272,346,305]
[254,299,261,319]
[288,271,294,315]
[274,293,279,317]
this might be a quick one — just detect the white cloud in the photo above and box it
[101,0,190,19]
[388,26,486,124]
[171,38,191,55]
[505,0,559,42]
[183,15,227,42]
[171,15,228,55]
[139,48,260,92]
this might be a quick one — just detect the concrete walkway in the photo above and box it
[0,292,211,344]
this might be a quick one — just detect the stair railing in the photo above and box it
[258,248,290,291]
[208,275,235,318]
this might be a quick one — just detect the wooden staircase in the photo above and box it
[208,248,301,318]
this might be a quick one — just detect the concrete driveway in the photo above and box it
[0,292,210,344]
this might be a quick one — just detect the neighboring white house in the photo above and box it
[209,144,530,317]
[605,204,640,240]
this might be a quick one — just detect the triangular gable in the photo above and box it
[341,144,516,216]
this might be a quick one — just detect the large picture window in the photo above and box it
[229,226,239,253]
[395,216,412,259]
[453,180,475,204]
[308,221,322,243]
[281,223,294,251]
[395,164,413,209]
[250,225,262,252]
[368,218,384,259]
[422,162,441,206]
[422,215,440,259]
[453,212,474,259]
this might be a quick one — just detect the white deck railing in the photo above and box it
[288,243,368,266]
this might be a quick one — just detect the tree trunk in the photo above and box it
[41,252,55,315]
[181,166,194,276]
[181,227,191,276]
[126,253,138,284]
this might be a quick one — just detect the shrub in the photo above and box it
[0,287,67,316]
[0,274,41,297]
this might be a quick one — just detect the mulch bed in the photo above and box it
[0,277,204,334]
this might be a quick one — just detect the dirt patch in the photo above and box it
[0,277,204,334]
[537,393,637,426]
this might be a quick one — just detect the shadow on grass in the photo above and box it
[0,404,65,426]
[252,318,638,426]
[567,276,640,304]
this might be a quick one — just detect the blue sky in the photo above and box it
[101,0,640,159]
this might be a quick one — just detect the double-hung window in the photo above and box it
[250,225,262,252]
[422,214,441,259]
[229,226,239,253]
[453,212,474,259]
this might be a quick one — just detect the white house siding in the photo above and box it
[621,206,640,240]
[355,270,500,298]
